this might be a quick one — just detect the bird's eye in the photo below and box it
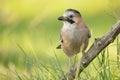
[69,15,73,18]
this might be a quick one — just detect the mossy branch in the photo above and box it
[61,20,120,80]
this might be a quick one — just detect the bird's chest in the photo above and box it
[62,24,83,42]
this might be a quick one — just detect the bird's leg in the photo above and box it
[69,57,72,70]
[75,50,85,79]
[69,55,78,70]
[74,55,78,65]
[75,51,84,80]
[75,58,80,80]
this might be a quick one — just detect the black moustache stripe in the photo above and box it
[67,19,75,24]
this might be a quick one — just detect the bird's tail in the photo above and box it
[56,44,61,49]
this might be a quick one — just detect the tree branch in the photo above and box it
[61,20,120,80]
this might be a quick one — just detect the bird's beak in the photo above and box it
[58,16,68,21]
[58,16,75,24]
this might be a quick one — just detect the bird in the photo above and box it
[56,9,91,78]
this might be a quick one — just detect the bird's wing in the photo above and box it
[86,27,91,38]
[88,30,91,38]
[56,32,63,49]
[59,33,63,42]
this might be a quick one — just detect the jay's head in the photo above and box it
[58,9,82,24]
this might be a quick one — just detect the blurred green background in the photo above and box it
[0,0,120,79]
